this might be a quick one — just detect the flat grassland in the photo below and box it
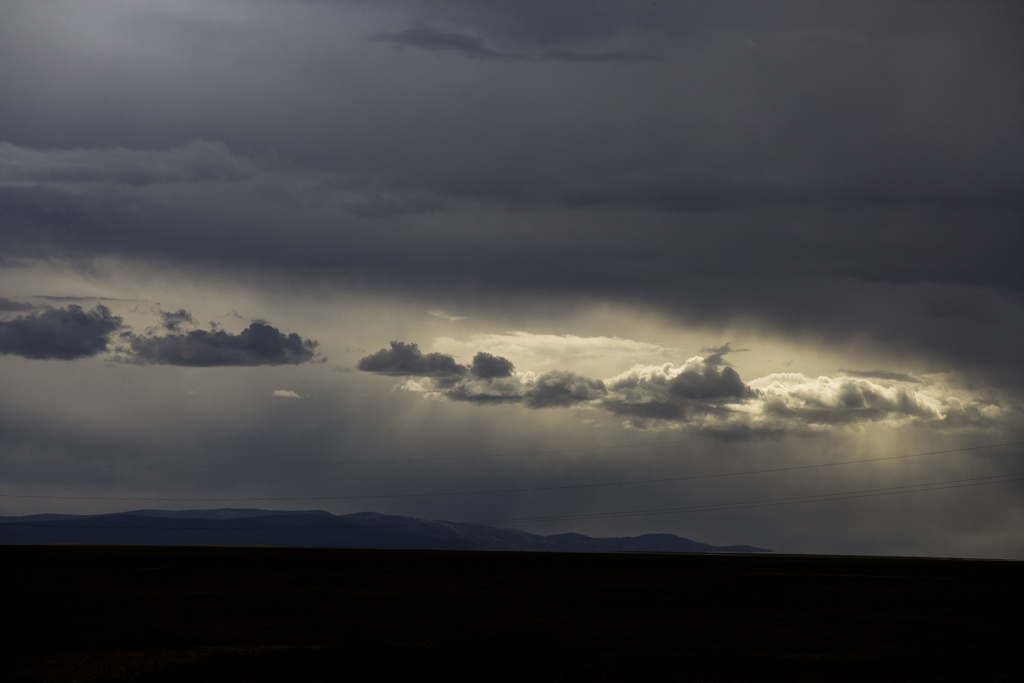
[2,546,1020,681]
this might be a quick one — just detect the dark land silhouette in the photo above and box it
[3,541,1020,681]
[0,508,769,552]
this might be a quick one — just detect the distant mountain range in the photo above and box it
[0,509,770,553]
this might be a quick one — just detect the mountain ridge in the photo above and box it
[0,508,770,553]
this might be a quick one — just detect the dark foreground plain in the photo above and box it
[3,546,1020,682]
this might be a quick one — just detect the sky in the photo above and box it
[1,0,1022,558]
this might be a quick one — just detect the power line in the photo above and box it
[0,441,1019,502]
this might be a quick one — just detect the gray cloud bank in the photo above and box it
[359,341,1005,431]
[0,1,1021,386]
[126,322,321,367]
[0,303,320,366]
[0,305,123,360]
[357,343,517,381]
[357,341,467,378]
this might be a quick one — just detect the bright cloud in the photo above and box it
[433,332,677,375]
[362,342,1011,433]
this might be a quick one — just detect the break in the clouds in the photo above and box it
[0,305,123,360]
[838,368,921,384]
[126,322,320,367]
[360,340,1006,432]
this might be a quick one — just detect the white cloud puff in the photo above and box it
[271,389,301,399]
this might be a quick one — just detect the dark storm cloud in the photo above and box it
[399,1,1024,211]
[0,305,123,360]
[357,342,606,408]
[0,298,34,312]
[1,0,1022,387]
[699,343,747,368]
[669,365,753,402]
[127,322,320,367]
[357,341,467,377]
[471,352,514,379]
[839,368,921,384]
[524,371,607,409]
[600,356,755,424]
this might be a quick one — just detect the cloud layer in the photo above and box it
[359,340,1007,432]
[0,0,1019,390]
[126,322,320,367]
[0,303,321,367]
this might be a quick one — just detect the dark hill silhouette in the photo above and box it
[0,509,769,552]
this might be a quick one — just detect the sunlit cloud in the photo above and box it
[360,340,1013,433]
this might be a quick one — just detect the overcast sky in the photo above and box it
[1,0,1022,558]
